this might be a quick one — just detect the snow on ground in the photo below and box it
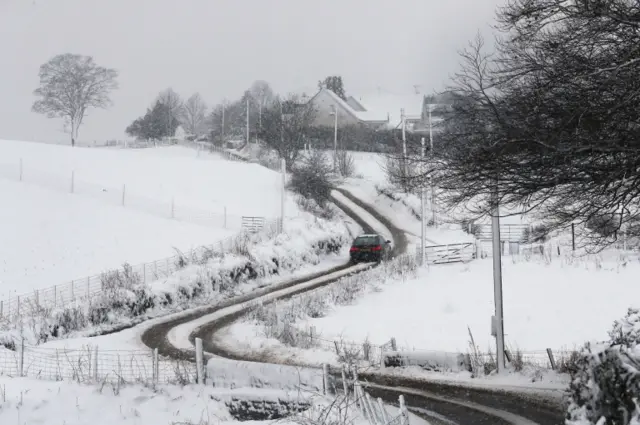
[0,140,313,299]
[302,254,637,353]
[31,253,350,353]
[348,151,387,184]
[336,150,472,246]
[0,178,231,299]
[0,376,378,425]
[223,250,638,392]
[339,181,473,248]
[0,140,290,220]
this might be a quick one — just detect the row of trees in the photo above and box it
[125,89,207,140]
[29,52,347,148]
[124,75,346,146]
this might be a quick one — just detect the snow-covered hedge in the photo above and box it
[0,215,351,348]
[566,308,640,425]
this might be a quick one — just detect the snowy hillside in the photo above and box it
[0,140,305,299]
[0,178,232,299]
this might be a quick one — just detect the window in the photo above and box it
[353,236,379,246]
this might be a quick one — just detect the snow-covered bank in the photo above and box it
[0,213,351,348]
[0,376,375,425]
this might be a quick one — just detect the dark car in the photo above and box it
[349,234,392,264]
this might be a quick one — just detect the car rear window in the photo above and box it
[353,236,379,246]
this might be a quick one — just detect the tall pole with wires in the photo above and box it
[428,104,436,225]
[246,97,250,145]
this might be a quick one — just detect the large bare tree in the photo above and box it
[180,93,208,136]
[414,0,640,249]
[32,53,118,146]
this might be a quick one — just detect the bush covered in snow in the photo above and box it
[0,215,351,347]
[566,308,640,425]
[290,150,334,208]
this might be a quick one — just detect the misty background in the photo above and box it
[0,0,501,142]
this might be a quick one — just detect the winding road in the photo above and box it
[141,187,565,425]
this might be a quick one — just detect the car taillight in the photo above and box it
[371,245,382,251]
[350,247,359,252]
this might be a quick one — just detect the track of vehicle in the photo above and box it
[141,187,565,425]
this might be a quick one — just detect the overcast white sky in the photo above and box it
[0,0,503,142]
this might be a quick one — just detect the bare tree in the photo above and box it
[180,93,208,136]
[32,53,118,146]
[259,94,317,170]
[249,80,275,129]
[156,88,183,137]
[428,0,640,249]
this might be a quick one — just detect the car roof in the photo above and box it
[356,234,381,238]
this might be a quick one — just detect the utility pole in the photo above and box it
[280,100,284,147]
[491,188,506,373]
[332,105,338,173]
[221,100,225,143]
[420,137,427,266]
[428,104,436,226]
[401,108,408,181]
[246,97,250,145]
[280,158,286,233]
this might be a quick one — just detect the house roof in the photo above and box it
[309,88,389,124]
[348,92,425,129]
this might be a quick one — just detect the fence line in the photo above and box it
[293,326,572,373]
[0,339,411,425]
[0,217,280,321]
[0,140,289,320]
[0,159,277,231]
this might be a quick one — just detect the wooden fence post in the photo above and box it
[322,363,329,395]
[377,398,389,424]
[341,365,348,398]
[195,338,204,385]
[154,348,159,384]
[93,345,99,381]
[19,338,25,377]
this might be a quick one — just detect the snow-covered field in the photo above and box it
[0,178,232,299]
[225,249,637,388]
[0,140,307,299]
[0,140,287,220]
[299,253,637,352]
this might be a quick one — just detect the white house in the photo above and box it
[307,88,389,129]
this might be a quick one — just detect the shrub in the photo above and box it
[335,150,356,178]
[295,196,335,220]
[566,308,640,425]
[289,150,333,207]
[586,214,619,238]
[522,224,549,243]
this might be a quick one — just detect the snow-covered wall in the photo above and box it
[206,357,324,392]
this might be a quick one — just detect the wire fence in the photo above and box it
[0,158,277,231]
[298,329,574,373]
[0,343,196,385]
[0,340,412,425]
[0,139,289,320]
[0,217,281,321]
